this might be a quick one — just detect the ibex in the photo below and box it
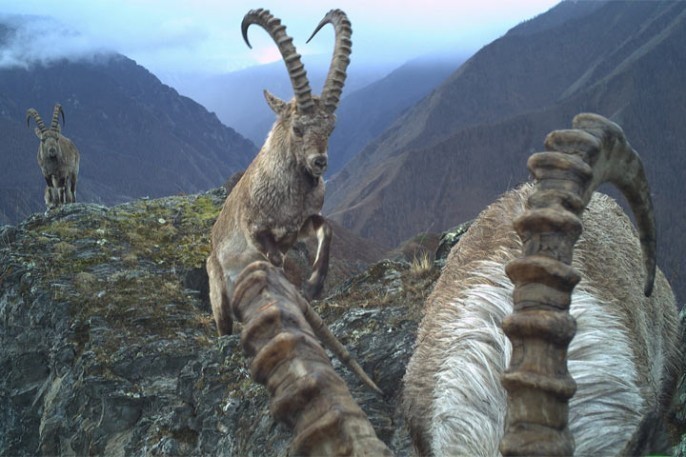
[402,113,681,456]
[206,10,380,393]
[230,114,680,456]
[26,104,80,210]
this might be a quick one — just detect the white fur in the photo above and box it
[429,260,643,456]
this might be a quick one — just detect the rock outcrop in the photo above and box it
[1,190,683,455]
[0,190,440,456]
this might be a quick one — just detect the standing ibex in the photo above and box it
[403,113,681,456]
[231,114,680,456]
[206,10,379,393]
[27,104,80,210]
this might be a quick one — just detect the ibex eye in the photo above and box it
[292,125,304,137]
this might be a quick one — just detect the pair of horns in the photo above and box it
[26,104,64,133]
[242,9,352,114]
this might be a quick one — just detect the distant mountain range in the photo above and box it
[167,55,396,147]
[0,15,461,226]
[0,20,257,224]
[324,0,686,302]
[2,2,683,302]
[328,55,462,173]
[170,53,462,174]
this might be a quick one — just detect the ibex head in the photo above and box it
[27,104,65,161]
[242,9,352,178]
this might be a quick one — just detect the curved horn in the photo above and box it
[570,113,656,295]
[26,108,47,133]
[242,9,314,114]
[500,113,657,456]
[50,103,64,132]
[307,9,352,113]
[232,261,391,456]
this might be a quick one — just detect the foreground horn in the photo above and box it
[232,261,391,456]
[501,113,656,456]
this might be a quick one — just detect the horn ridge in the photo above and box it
[500,113,658,455]
[308,9,352,113]
[26,108,47,133]
[241,9,314,113]
[50,103,64,132]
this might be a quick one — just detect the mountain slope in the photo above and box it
[172,54,460,175]
[327,55,462,173]
[169,55,395,148]
[324,0,686,301]
[0,21,257,224]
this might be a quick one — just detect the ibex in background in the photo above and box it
[230,114,681,456]
[403,113,681,456]
[206,10,380,393]
[27,104,80,210]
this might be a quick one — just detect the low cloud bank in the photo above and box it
[0,14,115,69]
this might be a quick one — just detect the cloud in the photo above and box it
[0,14,114,69]
[1,0,561,75]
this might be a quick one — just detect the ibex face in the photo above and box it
[264,93,334,179]
[30,106,64,172]
[243,8,351,179]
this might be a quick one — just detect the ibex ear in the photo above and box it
[34,127,42,138]
[264,90,287,115]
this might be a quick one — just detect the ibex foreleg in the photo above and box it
[207,253,234,336]
[252,229,285,267]
[299,214,332,301]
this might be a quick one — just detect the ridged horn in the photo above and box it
[26,108,47,133]
[570,113,656,296]
[50,103,65,132]
[242,9,314,114]
[232,261,392,456]
[307,9,352,113]
[500,113,657,456]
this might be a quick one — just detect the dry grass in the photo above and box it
[409,251,433,277]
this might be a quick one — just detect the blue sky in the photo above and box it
[1,0,560,75]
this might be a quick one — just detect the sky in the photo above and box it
[1,0,560,77]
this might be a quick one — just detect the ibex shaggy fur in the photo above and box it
[206,10,380,394]
[402,114,681,456]
[27,104,80,210]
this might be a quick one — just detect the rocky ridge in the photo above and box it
[0,190,442,456]
[1,191,685,456]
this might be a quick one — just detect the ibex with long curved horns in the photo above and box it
[206,10,380,394]
[26,103,80,209]
[403,113,681,456]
